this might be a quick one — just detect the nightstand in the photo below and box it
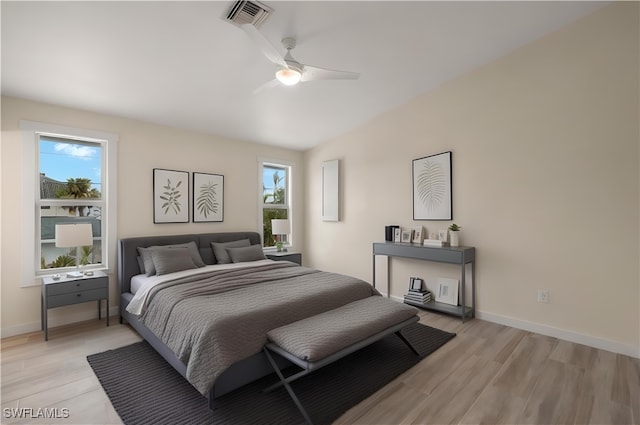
[266,252,302,266]
[41,270,109,340]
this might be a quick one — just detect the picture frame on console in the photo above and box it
[412,151,453,220]
[412,226,425,244]
[410,277,424,291]
[435,277,459,306]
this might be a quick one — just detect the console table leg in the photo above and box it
[372,253,376,290]
[386,256,390,298]
[461,262,466,323]
[471,261,476,318]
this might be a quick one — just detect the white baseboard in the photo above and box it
[387,294,639,359]
[476,310,639,359]
[1,306,120,339]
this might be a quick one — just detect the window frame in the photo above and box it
[258,158,293,251]
[20,120,118,287]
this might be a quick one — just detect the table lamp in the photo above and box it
[55,223,93,277]
[271,219,290,252]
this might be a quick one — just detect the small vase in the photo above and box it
[449,231,459,247]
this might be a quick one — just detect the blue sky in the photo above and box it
[40,138,102,190]
[263,165,285,201]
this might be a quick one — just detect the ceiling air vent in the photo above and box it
[225,0,272,28]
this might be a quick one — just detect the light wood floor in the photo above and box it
[1,311,638,425]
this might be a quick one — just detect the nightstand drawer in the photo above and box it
[266,252,302,265]
[47,288,108,308]
[47,278,107,295]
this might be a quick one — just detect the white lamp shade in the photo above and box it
[271,219,290,235]
[55,223,93,248]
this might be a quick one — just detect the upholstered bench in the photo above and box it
[263,296,420,424]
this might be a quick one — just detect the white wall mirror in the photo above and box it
[322,159,339,221]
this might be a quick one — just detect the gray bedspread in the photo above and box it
[139,261,379,394]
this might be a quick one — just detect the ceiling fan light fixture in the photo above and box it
[275,68,301,85]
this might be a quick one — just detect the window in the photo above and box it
[21,121,118,284]
[38,136,104,273]
[259,159,292,249]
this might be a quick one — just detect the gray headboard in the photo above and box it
[117,231,262,294]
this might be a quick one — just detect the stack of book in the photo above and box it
[423,239,445,247]
[404,289,432,306]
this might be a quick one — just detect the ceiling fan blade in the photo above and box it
[242,24,288,68]
[253,79,281,94]
[301,65,360,82]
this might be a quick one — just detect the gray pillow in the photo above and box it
[211,239,251,264]
[137,256,146,274]
[138,241,205,276]
[226,244,266,263]
[151,247,197,276]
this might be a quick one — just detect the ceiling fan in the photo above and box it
[242,24,360,91]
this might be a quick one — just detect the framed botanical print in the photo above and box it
[153,168,189,223]
[413,151,452,220]
[193,172,224,222]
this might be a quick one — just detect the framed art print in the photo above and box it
[413,151,452,220]
[153,168,189,223]
[193,172,224,222]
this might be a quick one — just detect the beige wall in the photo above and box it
[304,2,639,355]
[1,97,304,335]
[1,3,637,356]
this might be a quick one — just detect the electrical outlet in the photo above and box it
[537,289,550,303]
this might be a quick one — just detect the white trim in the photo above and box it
[387,294,639,358]
[21,128,38,287]
[476,310,640,359]
[19,120,118,287]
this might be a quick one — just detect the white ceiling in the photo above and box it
[2,1,605,150]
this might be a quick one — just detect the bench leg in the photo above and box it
[263,347,314,425]
[263,368,308,393]
[395,330,420,356]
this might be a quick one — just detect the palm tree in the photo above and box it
[55,178,101,216]
[47,255,76,268]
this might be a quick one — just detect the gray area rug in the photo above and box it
[87,323,455,425]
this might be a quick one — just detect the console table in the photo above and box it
[372,242,475,322]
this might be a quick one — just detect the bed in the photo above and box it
[117,231,382,408]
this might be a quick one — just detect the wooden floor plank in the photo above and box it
[1,312,638,425]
